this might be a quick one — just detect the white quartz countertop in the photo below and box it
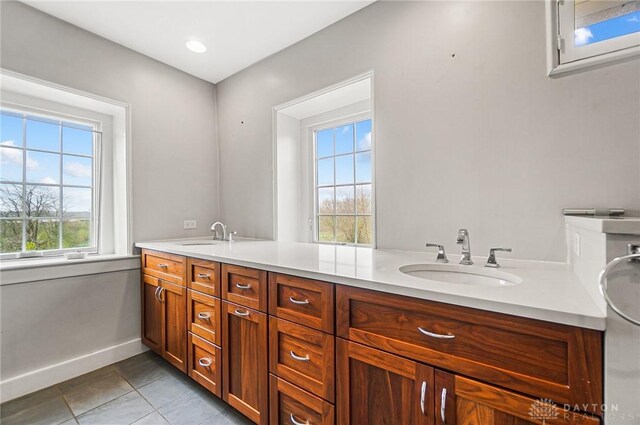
[135,238,607,330]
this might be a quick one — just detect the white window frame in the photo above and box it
[0,106,102,260]
[546,0,640,76]
[311,114,374,247]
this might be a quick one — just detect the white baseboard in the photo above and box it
[0,338,148,403]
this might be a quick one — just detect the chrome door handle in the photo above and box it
[290,351,310,362]
[420,381,427,416]
[288,296,310,305]
[198,358,212,367]
[418,326,455,339]
[289,413,309,425]
[154,286,161,301]
[234,309,250,317]
[158,287,164,303]
[440,388,447,424]
[197,273,210,279]
[157,263,168,269]
[197,312,211,320]
[235,283,251,290]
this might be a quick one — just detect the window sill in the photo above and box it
[0,254,140,286]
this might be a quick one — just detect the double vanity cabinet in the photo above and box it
[140,248,603,425]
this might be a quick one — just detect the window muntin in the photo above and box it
[314,118,373,246]
[558,0,640,64]
[0,110,100,257]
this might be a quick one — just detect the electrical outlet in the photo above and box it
[184,220,197,230]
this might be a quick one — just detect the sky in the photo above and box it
[0,113,94,214]
[575,10,640,46]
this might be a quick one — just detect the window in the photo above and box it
[0,110,101,258]
[314,118,373,246]
[550,0,640,74]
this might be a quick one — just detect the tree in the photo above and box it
[318,187,372,244]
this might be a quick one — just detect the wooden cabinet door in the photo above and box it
[222,301,268,425]
[436,372,600,425]
[160,280,187,372]
[336,339,434,425]
[142,275,162,354]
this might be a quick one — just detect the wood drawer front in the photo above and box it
[336,286,603,411]
[270,375,335,425]
[269,317,335,402]
[187,289,221,346]
[188,258,220,296]
[188,333,222,397]
[142,250,185,285]
[268,273,334,333]
[222,264,267,312]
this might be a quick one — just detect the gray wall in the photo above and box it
[216,1,640,262]
[0,271,141,380]
[1,1,220,244]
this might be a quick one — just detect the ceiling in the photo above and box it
[23,1,374,84]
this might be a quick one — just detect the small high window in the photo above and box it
[314,118,373,246]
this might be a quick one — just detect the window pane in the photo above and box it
[25,185,60,217]
[575,5,640,47]
[356,184,372,215]
[0,184,22,216]
[318,216,335,242]
[26,119,60,151]
[335,124,354,155]
[335,154,354,185]
[26,151,60,184]
[63,155,92,186]
[316,129,333,158]
[26,218,59,251]
[336,216,356,244]
[356,120,372,151]
[356,216,373,245]
[356,152,371,183]
[317,158,334,186]
[0,219,23,253]
[63,219,90,248]
[63,126,93,156]
[1,114,23,147]
[64,187,91,219]
[336,186,354,214]
[318,187,334,214]
[0,146,23,181]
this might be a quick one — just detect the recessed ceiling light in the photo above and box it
[186,40,207,53]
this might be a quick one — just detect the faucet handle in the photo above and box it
[227,231,237,242]
[486,248,512,268]
[426,243,449,263]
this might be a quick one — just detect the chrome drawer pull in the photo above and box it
[197,312,211,320]
[440,388,447,423]
[289,413,309,425]
[420,381,427,415]
[288,296,310,305]
[418,326,455,339]
[289,351,310,362]
[158,287,164,303]
[197,273,211,279]
[236,283,252,290]
[198,358,212,367]
[234,309,250,317]
[157,263,168,269]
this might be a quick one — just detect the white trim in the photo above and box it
[546,0,640,76]
[1,69,133,255]
[0,338,147,403]
[0,254,140,285]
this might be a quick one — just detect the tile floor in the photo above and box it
[0,351,253,425]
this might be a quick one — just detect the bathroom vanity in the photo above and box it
[136,240,605,425]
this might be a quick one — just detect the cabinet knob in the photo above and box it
[234,309,250,317]
[157,263,168,269]
[197,273,210,279]
[197,312,211,321]
[289,413,309,425]
[198,358,212,368]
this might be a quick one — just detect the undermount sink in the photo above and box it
[399,263,522,286]
[177,240,219,246]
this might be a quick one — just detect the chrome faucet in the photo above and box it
[456,229,473,265]
[210,221,228,241]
